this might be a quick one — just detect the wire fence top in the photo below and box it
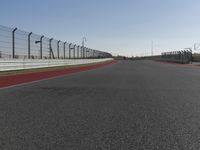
[0,25,112,59]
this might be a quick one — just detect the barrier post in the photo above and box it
[69,43,72,59]
[12,28,17,58]
[28,32,32,59]
[49,38,54,59]
[64,42,66,59]
[57,40,60,59]
[73,45,76,59]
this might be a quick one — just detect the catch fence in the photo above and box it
[161,50,192,64]
[0,25,112,60]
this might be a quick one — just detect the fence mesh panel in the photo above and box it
[0,25,112,59]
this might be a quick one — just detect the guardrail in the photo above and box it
[0,58,113,71]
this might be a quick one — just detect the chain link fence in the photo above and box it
[0,25,112,59]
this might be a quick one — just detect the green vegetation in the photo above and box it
[192,54,200,62]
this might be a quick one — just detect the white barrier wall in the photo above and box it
[0,58,113,71]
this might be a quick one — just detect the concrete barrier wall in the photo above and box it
[0,58,113,71]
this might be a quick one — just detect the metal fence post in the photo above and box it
[35,35,44,59]
[86,48,88,58]
[49,38,54,59]
[73,45,76,59]
[83,47,85,58]
[12,28,17,58]
[93,50,95,58]
[64,42,66,59]
[28,32,32,59]
[77,46,80,59]
[85,47,87,58]
[57,40,60,59]
[69,43,72,59]
[40,35,44,59]
[81,46,83,58]
[82,46,84,58]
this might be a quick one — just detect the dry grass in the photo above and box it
[193,54,200,62]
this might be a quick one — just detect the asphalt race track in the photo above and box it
[1,60,200,150]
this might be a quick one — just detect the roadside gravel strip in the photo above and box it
[0,60,116,88]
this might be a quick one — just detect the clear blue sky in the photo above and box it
[1,0,200,56]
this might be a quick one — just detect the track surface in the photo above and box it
[1,60,200,149]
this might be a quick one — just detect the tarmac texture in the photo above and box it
[1,60,200,150]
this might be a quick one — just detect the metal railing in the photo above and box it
[0,25,112,59]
